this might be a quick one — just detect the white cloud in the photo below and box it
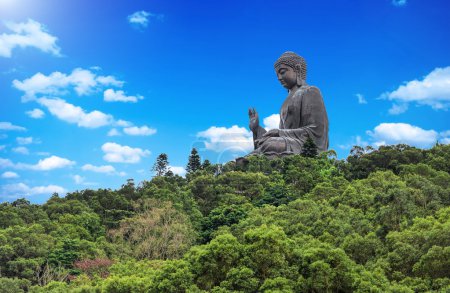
[1,183,66,198]
[72,174,97,186]
[356,93,367,104]
[128,11,150,28]
[168,166,186,177]
[0,158,14,168]
[388,103,409,115]
[101,142,150,163]
[81,163,116,174]
[338,136,369,150]
[1,171,19,178]
[382,67,450,113]
[197,125,253,153]
[1,155,75,171]
[128,10,164,29]
[107,128,121,136]
[73,174,84,184]
[115,120,133,127]
[12,146,29,155]
[104,89,143,103]
[13,68,123,101]
[0,122,26,131]
[439,131,450,145]
[17,136,34,145]
[263,114,280,130]
[392,0,407,6]
[27,155,75,171]
[440,130,450,137]
[367,123,440,148]
[123,126,157,136]
[26,108,45,118]
[38,98,113,128]
[0,19,60,58]
[96,75,123,87]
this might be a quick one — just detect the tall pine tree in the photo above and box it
[186,148,202,174]
[152,153,169,176]
[202,159,212,169]
[301,136,318,158]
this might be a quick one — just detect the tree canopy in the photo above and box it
[0,143,449,292]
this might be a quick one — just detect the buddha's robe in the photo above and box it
[252,85,329,155]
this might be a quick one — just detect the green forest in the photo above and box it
[1,144,449,292]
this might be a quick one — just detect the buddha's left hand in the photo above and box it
[262,129,280,138]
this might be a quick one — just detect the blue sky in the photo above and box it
[1,0,449,203]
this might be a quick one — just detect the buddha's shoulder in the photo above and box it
[293,85,323,98]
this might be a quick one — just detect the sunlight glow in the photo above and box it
[0,0,17,10]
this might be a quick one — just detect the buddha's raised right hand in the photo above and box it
[248,107,259,133]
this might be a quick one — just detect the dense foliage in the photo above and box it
[0,143,449,292]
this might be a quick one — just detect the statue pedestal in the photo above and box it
[235,157,249,168]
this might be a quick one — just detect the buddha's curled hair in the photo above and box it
[274,51,307,81]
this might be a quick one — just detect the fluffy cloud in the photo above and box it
[123,126,157,136]
[0,19,60,58]
[81,164,116,174]
[101,142,150,163]
[13,68,123,101]
[382,67,450,113]
[12,147,29,155]
[72,174,97,186]
[27,155,75,171]
[0,122,26,131]
[128,11,150,27]
[1,171,19,178]
[127,10,163,29]
[367,123,440,148]
[392,0,407,6]
[26,108,45,118]
[72,174,84,184]
[439,131,450,144]
[168,166,186,177]
[388,103,409,115]
[24,97,148,132]
[115,120,133,127]
[0,158,14,168]
[1,155,75,171]
[107,128,121,136]
[38,98,113,128]
[1,183,66,198]
[104,89,143,103]
[263,114,280,130]
[17,136,34,145]
[338,136,369,150]
[356,93,367,104]
[197,125,253,153]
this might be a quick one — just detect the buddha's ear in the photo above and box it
[295,64,303,86]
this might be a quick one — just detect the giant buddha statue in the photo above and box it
[247,51,329,157]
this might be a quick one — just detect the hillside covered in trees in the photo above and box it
[1,144,449,292]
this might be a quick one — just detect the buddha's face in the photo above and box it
[276,64,297,90]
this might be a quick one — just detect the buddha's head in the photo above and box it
[274,51,307,90]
